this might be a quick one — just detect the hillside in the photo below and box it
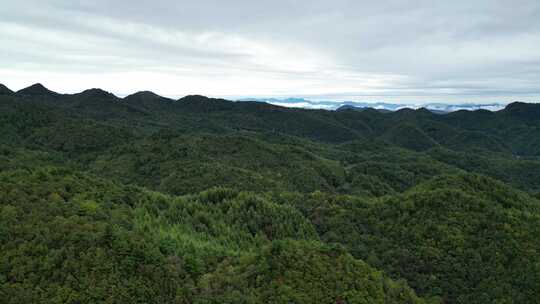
[1,83,540,303]
[281,174,540,303]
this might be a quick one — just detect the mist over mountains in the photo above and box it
[239,97,509,112]
[4,83,518,113]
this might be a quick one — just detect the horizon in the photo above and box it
[2,1,540,104]
[3,81,535,112]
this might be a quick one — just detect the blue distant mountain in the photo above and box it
[238,97,507,112]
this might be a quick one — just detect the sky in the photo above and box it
[1,0,540,104]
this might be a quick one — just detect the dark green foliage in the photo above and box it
[282,174,540,303]
[345,159,457,194]
[503,101,540,122]
[29,120,134,156]
[443,131,510,153]
[383,123,439,151]
[90,132,345,194]
[428,147,540,192]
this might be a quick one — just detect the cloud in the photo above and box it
[1,0,539,103]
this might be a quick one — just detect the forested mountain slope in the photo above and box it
[1,83,540,303]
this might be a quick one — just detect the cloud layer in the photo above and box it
[1,0,539,103]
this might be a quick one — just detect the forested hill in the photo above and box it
[1,83,540,303]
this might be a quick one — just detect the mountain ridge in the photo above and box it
[0,83,13,95]
[74,88,118,99]
[17,83,60,97]
[2,84,540,153]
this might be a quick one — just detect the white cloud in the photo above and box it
[1,0,539,103]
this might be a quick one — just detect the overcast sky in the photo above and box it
[1,0,540,103]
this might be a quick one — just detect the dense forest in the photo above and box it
[1,83,540,303]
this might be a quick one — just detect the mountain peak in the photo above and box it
[395,107,415,114]
[503,101,540,119]
[336,105,358,111]
[336,105,390,114]
[17,83,58,96]
[504,101,528,110]
[124,91,173,111]
[0,84,13,95]
[416,107,434,115]
[28,83,47,90]
[76,88,117,99]
[125,91,163,100]
[178,95,211,102]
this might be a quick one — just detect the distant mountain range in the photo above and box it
[0,84,522,113]
[3,82,539,155]
[238,97,509,112]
